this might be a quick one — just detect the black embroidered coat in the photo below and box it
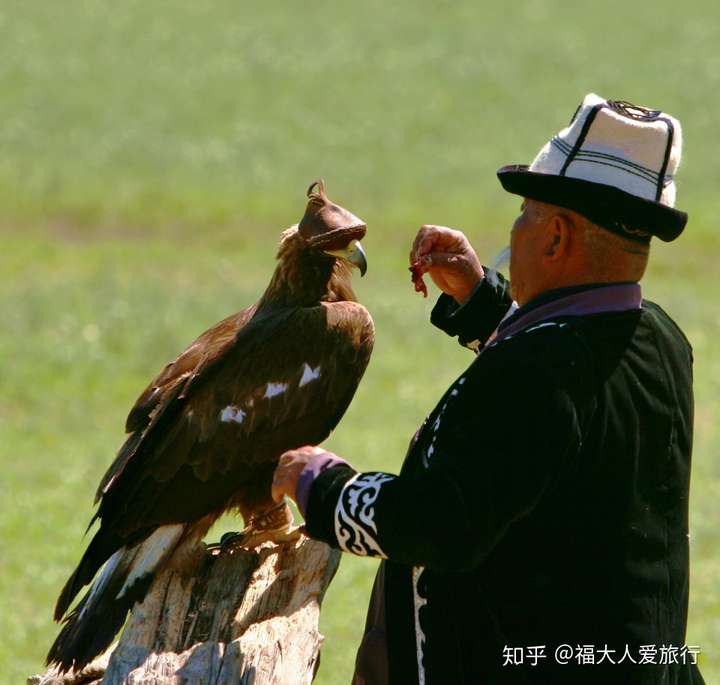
[305,273,705,685]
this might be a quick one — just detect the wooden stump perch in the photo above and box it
[30,536,341,685]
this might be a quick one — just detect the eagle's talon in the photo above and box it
[211,502,301,551]
[238,524,303,549]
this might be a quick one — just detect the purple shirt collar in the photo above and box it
[494,282,642,345]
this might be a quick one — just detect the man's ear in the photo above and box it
[543,213,573,261]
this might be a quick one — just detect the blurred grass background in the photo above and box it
[0,0,717,682]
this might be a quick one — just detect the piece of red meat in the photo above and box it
[409,262,428,298]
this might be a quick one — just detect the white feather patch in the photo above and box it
[264,382,289,398]
[117,524,185,599]
[220,405,246,424]
[79,549,124,620]
[299,363,322,387]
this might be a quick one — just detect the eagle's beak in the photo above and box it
[325,239,368,277]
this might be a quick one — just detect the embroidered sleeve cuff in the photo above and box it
[305,464,357,545]
[333,473,396,558]
[430,268,513,349]
[305,466,397,558]
[295,452,351,518]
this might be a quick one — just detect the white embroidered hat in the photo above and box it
[497,93,687,242]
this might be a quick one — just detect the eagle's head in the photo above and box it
[297,179,368,277]
[262,180,368,307]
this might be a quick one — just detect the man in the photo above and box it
[272,94,705,684]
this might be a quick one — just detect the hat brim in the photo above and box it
[497,165,687,242]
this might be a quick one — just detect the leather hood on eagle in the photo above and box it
[298,178,367,250]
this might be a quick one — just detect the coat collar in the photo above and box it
[492,282,642,346]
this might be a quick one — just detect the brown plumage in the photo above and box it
[48,180,374,672]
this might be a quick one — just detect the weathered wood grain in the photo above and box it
[31,536,340,685]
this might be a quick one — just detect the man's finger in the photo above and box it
[271,466,293,502]
[411,225,468,264]
[271,478,285,503]
[423,251,463,271]
[411,225,441,263]
[410,233,428,264]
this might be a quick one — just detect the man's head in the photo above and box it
[509,198,650,306]
[497,95,686,304]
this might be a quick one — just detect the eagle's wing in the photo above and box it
[124,307,258,434]
[95,300,374,539]
[95,306,257,503]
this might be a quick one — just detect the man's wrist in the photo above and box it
[451,266,485,306]
[295,452,352,518]
[431,267,513,347]
[452,277,486,307]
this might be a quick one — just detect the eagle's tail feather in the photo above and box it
[48,524,186,673]
[46,548,146,672]
[54,528,124,622]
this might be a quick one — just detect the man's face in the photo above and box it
[509,199,549,305]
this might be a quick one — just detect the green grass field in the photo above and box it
[1,2,718,683]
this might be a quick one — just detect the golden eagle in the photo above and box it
[47,180,374,672]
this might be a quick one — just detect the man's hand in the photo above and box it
[410,225,484,304]
[271,445,326,504]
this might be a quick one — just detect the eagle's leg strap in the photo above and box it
[219,501,302,550]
